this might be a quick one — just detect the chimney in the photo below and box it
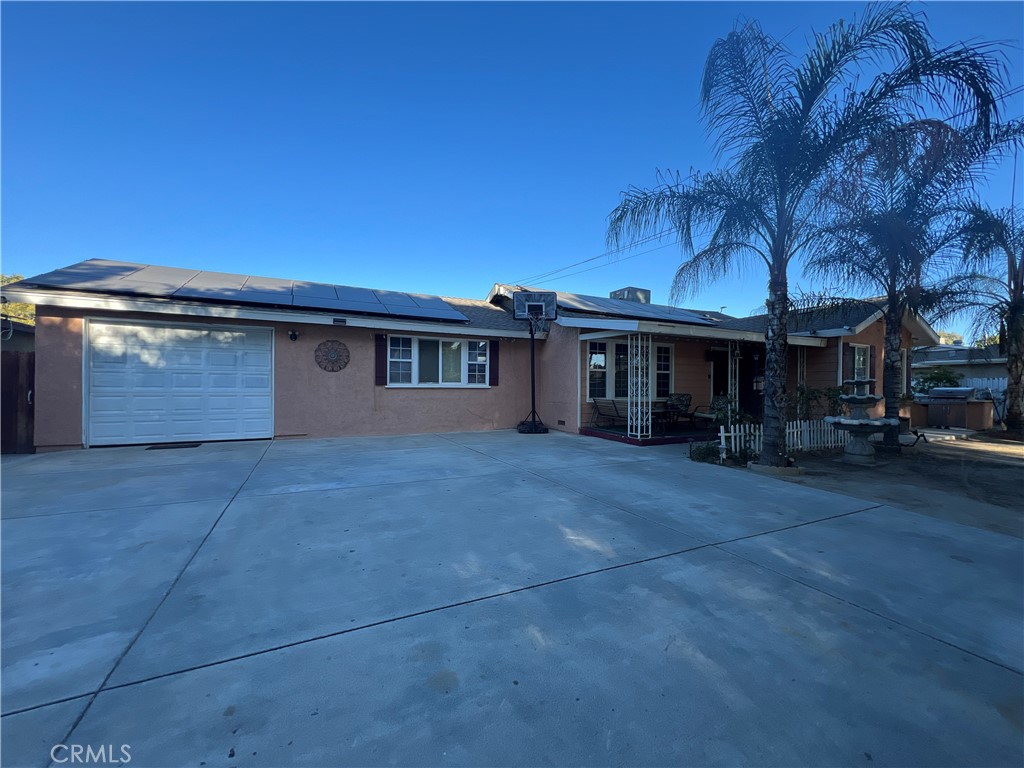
[610,287,651,304]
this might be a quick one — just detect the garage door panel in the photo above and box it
[170,395,204,411]
[242,374,271,390]
[92,396,129,413]
[209,330,249,346]
[172,373,204,388]
[242,417,273,434]
[167,420,206,439]
[92,344,128,366]
[131,394,169,412]
[88,322,273,446]
[91,371,131,389]
[207,351,238,367]
[133,372,170,389]
[208,373,241,390]
[165,328,207,344]
[241,395,272,411]
[89,422,132,442]
[164,348,205,367]
[208,395,241,412]
[242,351,271,368]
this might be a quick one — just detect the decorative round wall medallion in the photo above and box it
[314,340,350,372]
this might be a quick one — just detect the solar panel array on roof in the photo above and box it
[22,260,470,322]
[548,290,716,326]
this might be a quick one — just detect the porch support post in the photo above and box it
[628,332,652,439]
[727,341,739,426]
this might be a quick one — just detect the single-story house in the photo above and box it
[2,260,938,450]
[912,343,1007,389]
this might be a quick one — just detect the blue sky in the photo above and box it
[3,2,1022,329]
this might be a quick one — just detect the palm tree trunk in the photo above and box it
[1005,304,1024,431]
[759,272,788,467]
[882,304,903,450]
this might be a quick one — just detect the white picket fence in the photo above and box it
[719,419,851,459]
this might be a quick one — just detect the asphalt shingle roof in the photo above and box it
[913,344,1005,364]
[440,297,531,333]
[717,303,882,334]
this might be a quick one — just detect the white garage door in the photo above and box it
[87,320,274,446]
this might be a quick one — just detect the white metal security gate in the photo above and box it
[627,332,652,439]
[727,340,739,408]
[86,320,274,446]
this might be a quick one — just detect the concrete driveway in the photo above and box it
[2,431,1021,767]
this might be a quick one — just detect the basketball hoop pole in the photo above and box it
[518,314,548,434]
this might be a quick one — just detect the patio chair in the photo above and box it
[664,393,695,427]
[692,395,731,427]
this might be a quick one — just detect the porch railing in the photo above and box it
[718,418,851,461]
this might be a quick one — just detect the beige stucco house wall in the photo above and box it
[535,322,580,433]
[33,307,533,450]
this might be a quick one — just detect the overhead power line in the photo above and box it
[528,241,681,287]
[507,86,1024,288]
[509,228,676,286]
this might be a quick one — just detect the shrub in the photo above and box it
[688,441,721,463]
[912,367,963,395]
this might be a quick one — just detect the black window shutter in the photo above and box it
[489,340,499,386]
[841,343,855,382]
[869,345,877,380]
[375,334,387,385]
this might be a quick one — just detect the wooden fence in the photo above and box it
[960,377,1006,393]
[719,419,850,459]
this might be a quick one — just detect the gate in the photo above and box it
[1,351,35,453]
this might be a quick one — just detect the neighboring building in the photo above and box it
[1,316,35,352]
[2,259,938,450]
[912,343,1008,390]
[1,316,36,454]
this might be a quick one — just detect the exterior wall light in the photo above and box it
[288,330,299,341]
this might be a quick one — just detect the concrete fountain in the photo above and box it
[824,378,899,465]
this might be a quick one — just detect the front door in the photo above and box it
[709,349,729,398]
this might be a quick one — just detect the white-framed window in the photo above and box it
[587,342,607,400]
[387,336,489,387]
[586,340,672,400]
[388,336,413,384]
[655,345,672,399]
[852,344,870,380]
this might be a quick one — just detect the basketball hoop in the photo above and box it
[513,291,557,434]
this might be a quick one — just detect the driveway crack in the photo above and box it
[46,439,275,763]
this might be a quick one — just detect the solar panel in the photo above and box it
[181,271,247,289]
[22,260,146,289]
[292,281,339,299]
[335,286,378,303]
[21,259,469,322]
[242,276,293,295]
[112,266,198,294]
[373,289,417,307]
[553,290,714,326]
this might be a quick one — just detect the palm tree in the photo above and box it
[954,204,1024,430]
[806,120,1023,447]
[606,4,1004,466]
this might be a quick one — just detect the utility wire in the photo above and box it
[529,241,681,287]
[506,86,1024,289]
[509,228,675,285]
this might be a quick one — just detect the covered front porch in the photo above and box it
[575,326,826,445]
